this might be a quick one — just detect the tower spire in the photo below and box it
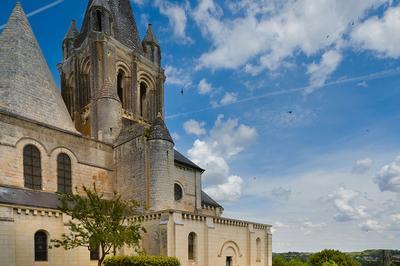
[64,20,79,40]
[143,23,160,46]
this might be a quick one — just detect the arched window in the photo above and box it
[34,231,48,261]
[23,145,42,190]
[117,71,125,107]
[57,153,72,193]
[140,82,147,118]
[188,232,197,261]
[96,10,102,32]
[174,183,183,201]
[80,58,91,109]
[256,237,261,262]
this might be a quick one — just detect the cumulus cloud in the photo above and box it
[192,0,387,91]
[164,66,192,87]
[375,156,400,193]
[306,50,343,93]
[360,219,385,232]
[352,158,373,174]
[220,92,238,106]
[205,175,243,202]
[154,0,192,43]
[391,213,400,222]
[198,79,213,95]
[352,6,400,58]
[300,221,327,235]
[183,119,206,136]
[329,186,367,222]
[188,115,257,201]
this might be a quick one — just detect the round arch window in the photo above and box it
[174,183,183,201]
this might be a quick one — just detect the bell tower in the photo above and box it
[60,0,165,143]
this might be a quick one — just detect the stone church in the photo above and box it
[0,1,272,265]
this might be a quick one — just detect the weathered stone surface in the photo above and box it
[0,3,77,134]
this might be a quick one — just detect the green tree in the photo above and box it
[322,261,338,266]
[51,185,145,266]
[309,250,361,266]
[273,256,308,266]
[273,256,289,266]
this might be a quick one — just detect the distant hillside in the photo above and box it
[273,250,400,266]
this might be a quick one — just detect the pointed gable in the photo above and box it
[0,3,78,133]
[143,24,160,46]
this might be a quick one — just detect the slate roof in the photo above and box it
[148,116,174,143]
[90,0,111,11]
[174,150,204,171]
[0,3,78,134]
[0,186,223,211]
[75,0,142,52]
[0,186,59,209]
[202,191,223,208]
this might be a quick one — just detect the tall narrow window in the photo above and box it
[96,10,102,32]
[140,82,147,118]
[34,231,48,261]
[188,232,197,261]
[117,71,125,107]
[256,237,261,262]
[57,153,72,193]
[23,145,42,190]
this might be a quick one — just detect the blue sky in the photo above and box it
[2,0,400,252]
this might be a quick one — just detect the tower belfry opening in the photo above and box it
[140,82,147,119]
[117,71,124,105]
[96,10,102,32]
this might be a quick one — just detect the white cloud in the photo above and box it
[360,219,385,232]
[376,156,400,193]
[171,132,181,141]
[164,66,192,87]
[154,0,192,43]
[391,213,400,222]
[329,186,367,222]
[352,6,400,58]
[270,187,292,201]
[352,158,373,174]
[306,50,343,93]
[192,0,387,92]
[357,81,369,88]
[220,92,238,106]
[300,221,327,235]
[198,79,213,95]
[205,175,243,202]
[183,119,206,136]
[188,115,257,202]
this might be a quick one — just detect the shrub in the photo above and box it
[104,255,181,266]
[309,250,361,266]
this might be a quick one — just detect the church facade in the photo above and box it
[0,1,272,266]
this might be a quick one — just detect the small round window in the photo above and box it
[174,183,183,201]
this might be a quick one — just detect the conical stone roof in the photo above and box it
[0,3,78,133]
[148,115,174,143]
[64,20,79,40]
[143,24,160,46]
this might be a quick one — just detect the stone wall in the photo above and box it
[137,210,273,266]
[0,112,115,197]
[173,164,202,213]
